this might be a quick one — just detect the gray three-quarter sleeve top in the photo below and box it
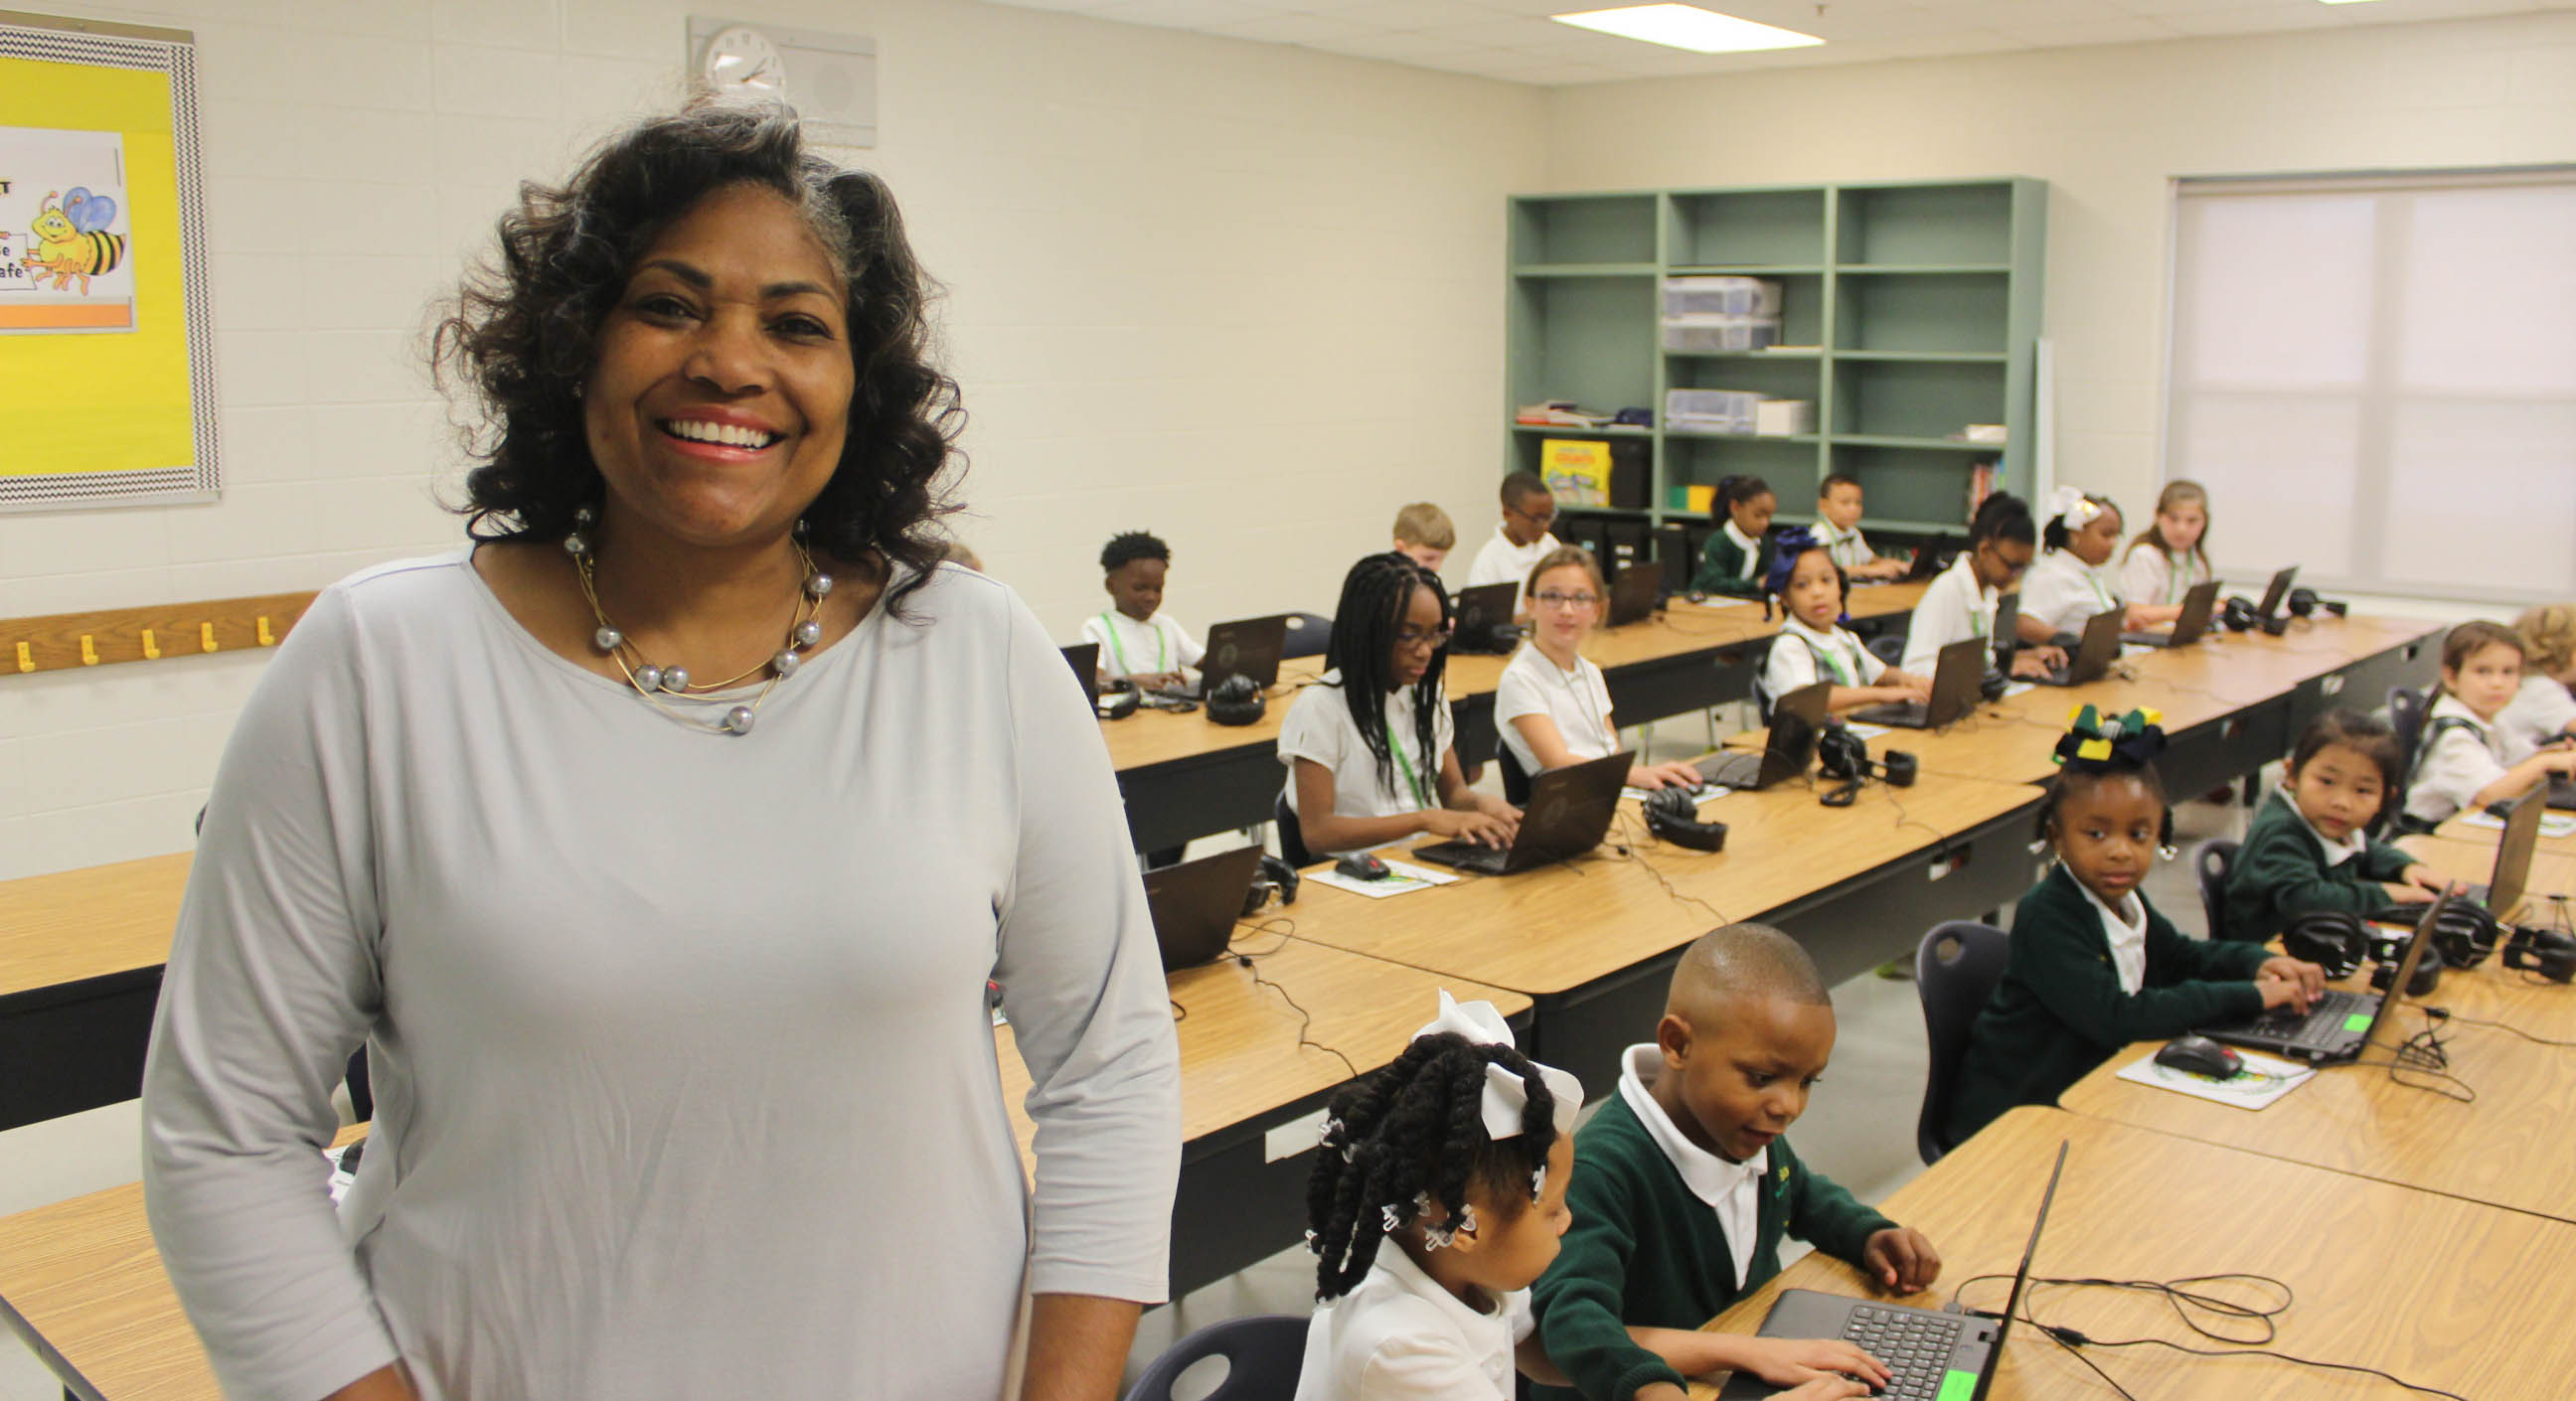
[142,551,1183,1401]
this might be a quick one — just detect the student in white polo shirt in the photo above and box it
[1759,529,1931,714]
[1466,472,1560,616]
[1495,546,1705,791]
[1902,492,2063,681]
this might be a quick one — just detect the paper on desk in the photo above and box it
[2458,809,2576,839]
[1622,783,1732,804]
[2115,1048,2313,1110]
[1843,722,1890,740]
[1310,858,1458,899]
[2000,682,2037,698]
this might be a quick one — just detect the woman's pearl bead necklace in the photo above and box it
[564,507,830,736]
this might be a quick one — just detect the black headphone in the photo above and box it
[2282,911,2367,979]
[1242,853,1302,916]
[1207,674,1266,726]
[2287,586,2347,620]
[2367,901,2505,970]
[2502,925,2576,983]
[1095,682,1140,720]
[1645,787,1728,853]
[2370,940,2444,996]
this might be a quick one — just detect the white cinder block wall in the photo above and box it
[1543,10,2576,555]
[0,0,1546,880]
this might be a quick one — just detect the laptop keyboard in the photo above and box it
[2246,989,2373,1049]
[1696,752,1759,787]
[1840,1306,1967,1400]
[1413,841,1508,875]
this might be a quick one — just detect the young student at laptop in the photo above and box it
[1392,502,1458,576]
[1468,473,1561,616]
[2016,489,2177,643]
[1899,492,2063,681]
[2117,480,2215,612]
[1296,993,1595,1401]
[1081,530,1202,691]
[1279,553,1521,858]
[2223,710,2451,942]
[1811,474,1908,581]
[1498,547,1708,792]
[1690,475,1777,598]
[1759,530,1930,715]
[1530,924,1938,1401]
[2399,621,2576,832]
[2500,603,2576,751]
[1944,708,2326,1143]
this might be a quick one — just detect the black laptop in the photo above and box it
[1062,643,1100,706]
[1892,533,1962,582]
[1157,614,1289,700]
[1699,683,1829,791]
[1412,750,1631,875]
[2254,565,2299,628]
[1719,1141,2067,1401]
[1451,582,1523,655]
[2124,579,2220,648]
[1850,638,1984,729]
[2028,609,2122,688]
[1142,845,1265,972]
[1609,562,1663,627]
[2200,892,2447,1062]
[2463,786,2543,914]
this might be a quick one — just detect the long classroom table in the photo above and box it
[0,854,193,1133]
[1280,768,2048,1095]
[2057,827,2576,1225]
[1696,1106,2576,1399]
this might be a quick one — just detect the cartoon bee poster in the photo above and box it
[0,126,135,333]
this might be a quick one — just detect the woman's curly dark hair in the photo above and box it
[431,102,961,607]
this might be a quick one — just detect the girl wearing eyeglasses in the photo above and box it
[1496,547,1707,792]
[1277,553,1522,859]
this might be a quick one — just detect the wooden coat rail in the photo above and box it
[2,591,317,676]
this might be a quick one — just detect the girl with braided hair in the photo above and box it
[1943,707,2328,1143]
[1276,552,1519,859]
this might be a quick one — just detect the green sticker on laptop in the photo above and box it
[2343,1012,2373,1031]
[1936,1369,1979,1401]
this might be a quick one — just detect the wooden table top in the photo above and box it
[1283,770,2041,998]
[1695,1107,2576,1399]
[1727,616,2442,786]
[992,935,1528,1170]
[2402,833,2576,922]
[0,852,192,1001]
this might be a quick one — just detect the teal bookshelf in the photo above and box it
[1504,179,2045,532]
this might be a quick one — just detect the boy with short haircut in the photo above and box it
[1467,471,1561,613]
[1391,502,1457,575]
[1080,530,1202,692]
[1531,924,1941,1401]
[1814,475,1907,581]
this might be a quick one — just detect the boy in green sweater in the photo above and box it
[2221,709,2450,942]
[1530,924,1938,1401]
[1944,707,2328,1145]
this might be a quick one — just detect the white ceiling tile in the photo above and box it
[1082,0,1278,27]
[1439,14,1589,48]
[1866,27,2024,55]
[1204,12,1389,42]
[1502,59,1649,82]
[1305,28,1506,60]
[1999,14,2178,42]
[1344,0,1512,26]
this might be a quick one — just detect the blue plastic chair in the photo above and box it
[1913,921,2012,1165]
[1123,1314,1308,1401]
[1280,612,1334,661]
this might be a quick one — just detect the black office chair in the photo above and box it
[1123,1315,1307,1401]
[1913,920,2012,1165]
[1498,744,1533,806]
[2195,839,2241,942]
[1273,795,1313,869]
[1280,612,1333,661]
[2388,686,2428,776]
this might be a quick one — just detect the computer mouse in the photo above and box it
[2154,1034,2243,1080]
[1335,851,1390,881]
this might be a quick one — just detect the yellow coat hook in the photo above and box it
[14,642,31,674]
[201,621,219,653]
[140,628,160,660]
[80,635,98,666]
[256,615,276,646]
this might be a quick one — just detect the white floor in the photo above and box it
[0,737,2257,1399]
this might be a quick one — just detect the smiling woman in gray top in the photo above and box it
[141,105,1181,1401]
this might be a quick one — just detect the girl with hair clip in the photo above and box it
[2017,489,2179,644]
[1943,707,2326,1143]
[2223,709,2452,944]
[2398,620,2576,832]
[1296,995,1863,1401]
[1690,475,1777,597]
[1758,528,1931,715]
[1898,491,2064,680]
[1277,553,1521,858]
[2500,603,2576,753]
[2118,480,2214,611]
[1496,546,1706,791]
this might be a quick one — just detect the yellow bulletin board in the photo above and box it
[0,12,217,509]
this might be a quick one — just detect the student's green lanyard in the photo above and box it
[1820,635,1856,687]
[1098,611,1168,676]
[2086,566,2118,613]
[1389,735,1433,810]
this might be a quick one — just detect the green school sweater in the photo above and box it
[1944,864,2270,1145]
[1530,1089,1894,1401]
[2219,790,2414,942]
[1692,528,1771,598]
